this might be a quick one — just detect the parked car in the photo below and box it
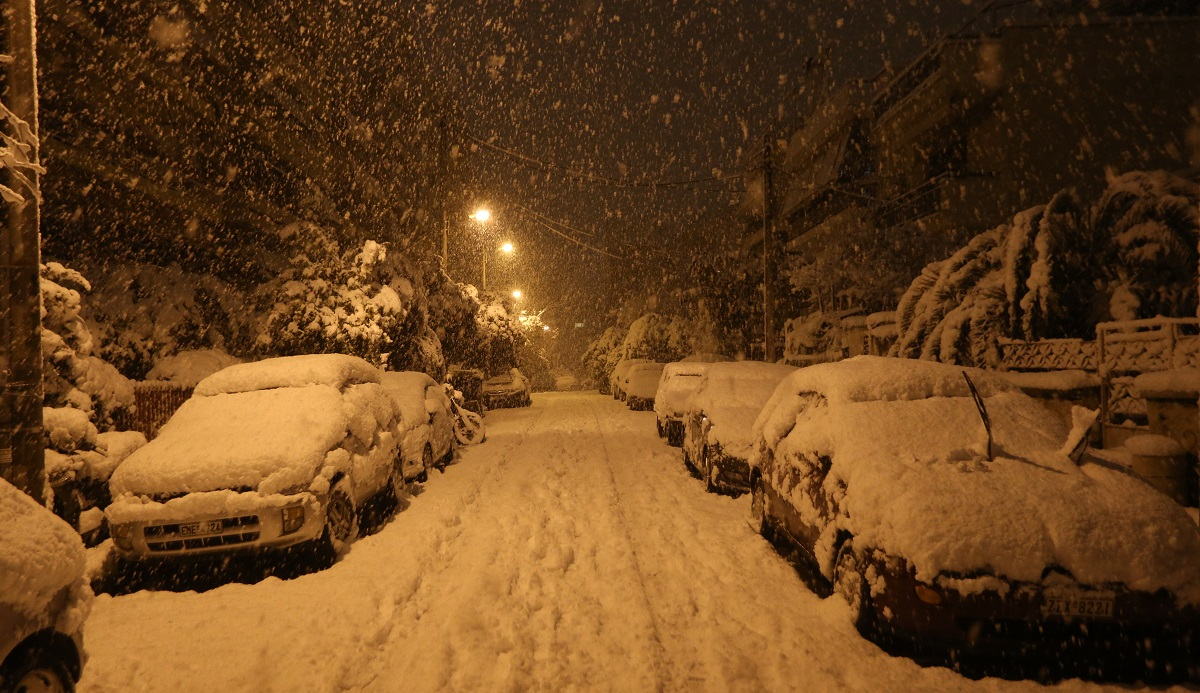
[682,361,797,495]
[654,362,712,446]
[749,355,1200,678]
[447,366,486,415]
[609,358,650,401]
[624,362,665,411]
[1,478,91,693]
[380,371,456,477]
[483,368,532,408]
[106,354,402,566]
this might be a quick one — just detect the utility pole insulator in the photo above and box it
[0,0,45,501]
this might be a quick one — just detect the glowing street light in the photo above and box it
[512,289,522,300]
[542,325,550,331]
[500,242,514,253]
[472,208,491,222]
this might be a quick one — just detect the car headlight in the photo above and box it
[280,505,305,535]
[112,523,135,551]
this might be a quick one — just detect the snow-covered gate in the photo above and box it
[999,317,1200,450]
[112,382,193,440]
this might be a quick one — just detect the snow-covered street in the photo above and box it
[80,393,1155,692]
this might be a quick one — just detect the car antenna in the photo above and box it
[962,371,993,461]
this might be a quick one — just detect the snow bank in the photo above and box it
[653,362,710,419]
[1000,369,1100,392]
[757,358,1200,602]
[89,430,149,481]
[692,362,797,459]
[147,349,244,388]
[1133,368,1200,398]
[194,354,380,396]
[111,385,355,496]
[0,478,88,617]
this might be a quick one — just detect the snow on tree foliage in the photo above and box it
[894,169,1200,366]
[580,312,696,387]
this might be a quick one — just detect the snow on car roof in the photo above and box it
[194,354,381,396]
[0,478,87,617]
[626,363,666,398]
[756,358,1200,601]
[380,371,436,429]
[653,363,710,418]
[112,384,368,496]
[691,361,798,458]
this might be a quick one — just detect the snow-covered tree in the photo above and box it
[581,325,624,389]
[893,169,1200,366]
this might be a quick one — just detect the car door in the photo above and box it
[764,393,832,559]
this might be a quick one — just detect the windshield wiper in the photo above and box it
[962,372,993,462]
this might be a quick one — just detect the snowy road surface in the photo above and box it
[81,392,1154,692]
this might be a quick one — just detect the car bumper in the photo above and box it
[107,490,325,560]
[866,556,1199,678]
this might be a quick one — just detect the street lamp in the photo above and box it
[472,208,491,222]
[512,289,522,300]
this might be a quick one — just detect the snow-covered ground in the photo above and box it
[80,393,1167,692]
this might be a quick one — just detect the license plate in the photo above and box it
[1041,590,1115,619]
[179,520,223,537]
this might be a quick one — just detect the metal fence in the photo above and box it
[112,382,193,439]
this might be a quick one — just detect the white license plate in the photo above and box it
[1041,591,1115,619]
[179,520,223,537]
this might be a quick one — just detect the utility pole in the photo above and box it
[761,131,778,363]
[0,0,45,500]
[437,114,449,269]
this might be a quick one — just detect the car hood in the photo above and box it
[111,385,351,496]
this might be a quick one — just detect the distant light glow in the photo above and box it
[542,325,550,331]
[500,242,514,253]
[512,289,522,299]
[472,208,491,221]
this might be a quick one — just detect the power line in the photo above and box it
[512,206,626,260]
[464,133,750,190]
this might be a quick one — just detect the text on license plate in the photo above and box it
[1041,591,1115,619]
[179,520,223,537]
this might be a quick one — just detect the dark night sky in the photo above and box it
[388,0,981,332]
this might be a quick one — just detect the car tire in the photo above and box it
[0,643,76,693]
[750,478,772,540]
[418,445,433,483]
[321,479,359,560]
[833,542,874,633]
[703,447,717,493]
[656,419,665,438]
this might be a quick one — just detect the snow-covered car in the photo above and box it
[624,362,665,411]
[1,479,92,693]
[609,358,649,400]
[483,368,531,408]
[106,354,401,565]
[682,361,797,495]
[380,371,455,478]
[654,362,712,446]
[749,356,1200,676]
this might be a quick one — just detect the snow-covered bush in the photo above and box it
[581,325,625,388]
[255,223,415,369]
[894,169,1199,366]
[81,260,255,380]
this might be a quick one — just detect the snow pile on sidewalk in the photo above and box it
[755,356,1200,601]
[195,353,380,396]
[0,478,87,616]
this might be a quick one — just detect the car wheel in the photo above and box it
[703,447,718,493]
[750,478,770,538]
[418,445,432,483]
[833,542,873,633]
[0,645,75,693]
[322,479,359,558]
